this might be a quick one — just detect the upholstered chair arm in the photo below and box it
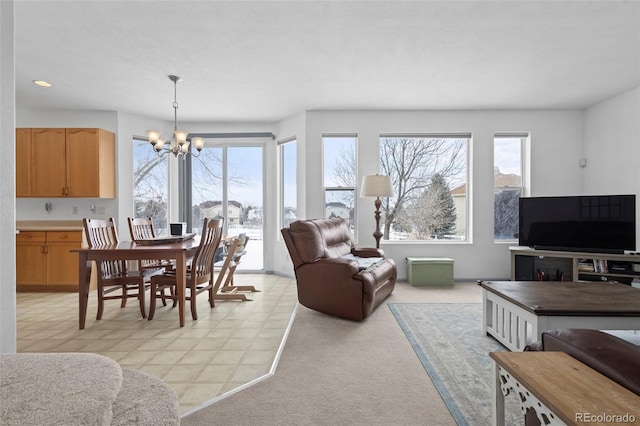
[295,262,366,321]
[311,257,360,276]
[351,247,384,258]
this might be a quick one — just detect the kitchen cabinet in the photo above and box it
[15,232,47,286]
[16,128,116,198]
[15,128,32,197]
[16,230,83,291]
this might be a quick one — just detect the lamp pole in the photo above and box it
[360,174,393,249]
[373,196,383,249]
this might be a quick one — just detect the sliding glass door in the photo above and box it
[189,143,264,271]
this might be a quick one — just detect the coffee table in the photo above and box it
[479,281,640,351]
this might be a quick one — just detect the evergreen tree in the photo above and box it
[404,173,457,238]
[494,189,520,239]
[427,173,457,238]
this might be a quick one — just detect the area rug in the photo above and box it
[389,303,522,426]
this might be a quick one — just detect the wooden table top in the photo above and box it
[490,351,640,425]
[479,281,640,316]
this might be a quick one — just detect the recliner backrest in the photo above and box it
[284,218,353,267]
[316,218,353,258]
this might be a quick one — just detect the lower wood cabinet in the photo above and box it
[16,230,83,291]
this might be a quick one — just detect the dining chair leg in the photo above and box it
[96,287,105,320]
[208,285,215,308]
[148,283,157,320]
[120,285,127,308]
[138,283,147,319]
[190,288,198,321]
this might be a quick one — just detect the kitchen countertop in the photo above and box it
[16,220,84,232]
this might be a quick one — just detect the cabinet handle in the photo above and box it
[42,245,48,254]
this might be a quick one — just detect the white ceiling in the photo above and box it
[14,0,640,124]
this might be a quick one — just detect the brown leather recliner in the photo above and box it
[281,217,396,321]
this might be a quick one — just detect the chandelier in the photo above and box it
[147,75,204,158]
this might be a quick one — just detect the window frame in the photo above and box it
[378,133,471,243]
[278,137,297,231]
[132,135,169,234]
[493,132,530,243]
[322,134,358,236]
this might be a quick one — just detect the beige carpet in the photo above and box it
[182,283,482,426]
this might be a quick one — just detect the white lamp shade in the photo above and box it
[361,175,394,197]
[147,130,161,143]
[174,130,188,145]
[192,137,205,151]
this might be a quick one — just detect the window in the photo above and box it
[379,134,469,241]
[494,133,527,241]
[323,135,357,231]
[189,140,264,270]
[279,138,297,228]
[132,137,168,234]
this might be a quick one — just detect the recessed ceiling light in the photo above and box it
[33,80,52,87]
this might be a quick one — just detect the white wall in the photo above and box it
[15,105,587,281]
[0,0,16,354]
[583,86,640,251]
[270,109,585,280]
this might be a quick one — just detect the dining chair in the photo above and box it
[127,216,174,273]
[82,217,147,320]
[148,217,224,321]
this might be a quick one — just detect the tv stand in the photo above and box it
[532,245,625,255]
[510,246,640,285]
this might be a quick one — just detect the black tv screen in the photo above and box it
[518,194,636,254]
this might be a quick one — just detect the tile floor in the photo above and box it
[16,273,298,414]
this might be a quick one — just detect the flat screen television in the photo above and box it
[518,194,636,254]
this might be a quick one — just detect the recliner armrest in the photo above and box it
[312,257,360,276]
[351,248,384,258]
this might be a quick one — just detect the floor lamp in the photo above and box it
[360,175,394,248]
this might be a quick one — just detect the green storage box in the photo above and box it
[406,257,454,286]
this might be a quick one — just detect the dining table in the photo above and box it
[72,237,200,329]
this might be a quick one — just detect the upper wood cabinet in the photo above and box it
[31,128,67,197]
[15,128,32,197]
[16,128,116,198]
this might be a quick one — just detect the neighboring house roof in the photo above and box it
[199,200,243,209]
[451,172,522,195]
[494,172,522,188]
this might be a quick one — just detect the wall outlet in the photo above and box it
[72,206,78,214]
